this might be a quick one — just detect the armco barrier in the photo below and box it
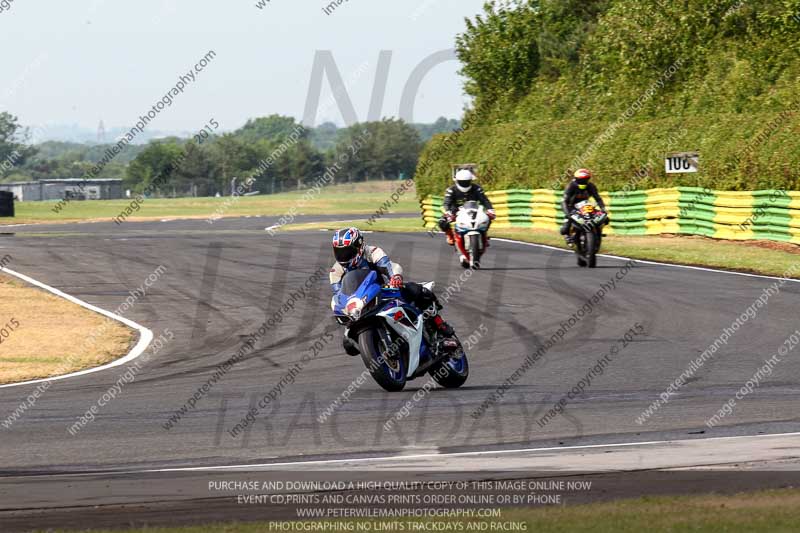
[420,187,800,244]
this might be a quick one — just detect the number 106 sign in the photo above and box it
[665,152,699,173]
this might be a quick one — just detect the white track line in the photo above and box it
[132,431,800,473]
[491,237,800,284]
[0,267,153,389]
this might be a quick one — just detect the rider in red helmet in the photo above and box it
[560,169,607,245]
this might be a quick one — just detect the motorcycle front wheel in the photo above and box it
[468,233,482,268]
[359,326,407,392]
[575,233,588,267]
[586,231,597,268]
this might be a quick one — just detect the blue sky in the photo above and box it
[0,0,486,135]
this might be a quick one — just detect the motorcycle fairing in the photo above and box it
[377,305,425,377]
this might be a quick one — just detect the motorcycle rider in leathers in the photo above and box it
[330,227,458,355]
[560,168,607,245]
[437,168,496,261]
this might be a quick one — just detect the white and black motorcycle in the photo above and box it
[454,201,491,269]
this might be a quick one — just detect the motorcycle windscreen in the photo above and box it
[462,201,479,211]
[341,268,374,296]
[336,269,382,315]
[333,269,368,313]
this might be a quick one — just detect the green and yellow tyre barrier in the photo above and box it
[420,187,800,245]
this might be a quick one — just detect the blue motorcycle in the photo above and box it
[332,269,469,392]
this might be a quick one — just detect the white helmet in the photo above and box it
[454,169,476,193]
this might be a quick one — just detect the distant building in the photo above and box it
[0,179,123,202]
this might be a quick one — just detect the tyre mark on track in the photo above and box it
[481,250,509,350]
[189,242,223,352]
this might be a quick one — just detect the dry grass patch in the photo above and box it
[0,273,134,384]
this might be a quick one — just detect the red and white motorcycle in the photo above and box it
[453,201,491,269]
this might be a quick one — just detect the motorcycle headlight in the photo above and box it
[345,297,366,320]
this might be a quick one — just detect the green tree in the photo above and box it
[173,142,217,196]
[334,119,422,182]
[537,0,609,78]
[310,121,339,151]
[126,141,184,193]
[412,117,461,142]
[455,1,541,105]
[208,133,262,187]
[287,140,325,189]
[0,112,36,176]
[234,115,305,144]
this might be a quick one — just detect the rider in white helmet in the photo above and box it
[438,168,496,249]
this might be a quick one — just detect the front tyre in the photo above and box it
[586,231,597,268]
[575,233,588,267]
[468,234,482,268]
[429,344,469,389]
[359,327,406,392]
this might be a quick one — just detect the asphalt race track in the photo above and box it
[1,216,799,530]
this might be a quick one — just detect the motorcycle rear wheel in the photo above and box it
[429,342,469,389]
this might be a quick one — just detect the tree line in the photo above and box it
[0,112,460,197]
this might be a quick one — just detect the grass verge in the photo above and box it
[2,181,417,225]
[0,273,134,384]
[285,217,800,278]
[40,488,800,532]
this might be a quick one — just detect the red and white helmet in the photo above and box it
[574,168,593,182]
[332,227,365,268]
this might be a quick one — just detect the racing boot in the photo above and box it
[454,235,471,267]
[445,228,456,246]
[431,315,459,353]
[342,333,360,356]
[560,219,575,246]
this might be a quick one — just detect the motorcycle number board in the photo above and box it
[665,152,699,173]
